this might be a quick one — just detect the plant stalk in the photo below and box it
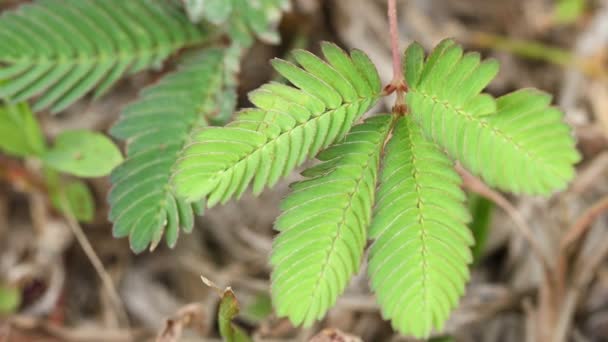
[388,0,403,84]
[386,0,407,114]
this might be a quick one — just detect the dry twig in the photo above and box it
[7,315,147,342]
[456,164,552,270]
[60,198,130,329]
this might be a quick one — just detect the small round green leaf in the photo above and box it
[42,130,123,178]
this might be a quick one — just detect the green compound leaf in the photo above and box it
[172,42,382,206]
[0,102,45,157]
[405,39,580,195]
[42,130,123,178]
[271,115,393,326]
[109,49,235,253]
[368,117,473,338]
[0,0,206,113]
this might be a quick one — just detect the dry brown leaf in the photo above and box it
[309,328,362,342]
[155,303,206,342]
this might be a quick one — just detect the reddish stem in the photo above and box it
[388,0,403,84]
[386,0,407,114]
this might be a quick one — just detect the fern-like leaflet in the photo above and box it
[171,43,382,206]
[405,39,580,194]
[0,0,205,112]
[368,117,473,336]
[271,115,393,325]
[109,49,234,253]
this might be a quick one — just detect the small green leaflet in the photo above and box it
[0,102,45,157]
[0,284,20,315]
[42,130,123,178]
[46,169,95,223]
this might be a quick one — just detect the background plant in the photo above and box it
[0,102,121,221]
[0,0,286,329]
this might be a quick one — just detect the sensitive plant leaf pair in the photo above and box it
[167,39,579,337]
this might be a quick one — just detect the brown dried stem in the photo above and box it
[560,195,608,250]
[60,197,131,330]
